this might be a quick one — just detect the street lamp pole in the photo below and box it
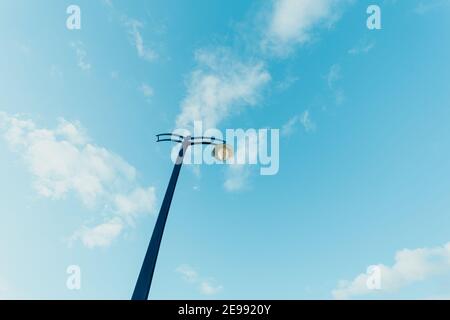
[132,134,232,300]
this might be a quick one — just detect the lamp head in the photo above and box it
[212,144,233,161]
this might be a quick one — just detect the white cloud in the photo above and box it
[276,75,299,91]
[224,165,251,192]
[73,217,124,249]
[200,280,223,295]
[174,48,270,192]
[326,63,341,88]
[281,116,299,137]
[281,110,316,136]
[332,242,450,300]
[176,1,350,129]
[139,83,154,101]
[176,48,271,130]
[299,110,316,132]
[176,264,199,283]
[114,187,156,219]
[70,41,91,71]
[262,0,348,56]
[0,112,157,248]
[176,264,223,295]
[348,40,375,55]
[126,19,158,62]
[325,64,344,105]
[175,0,348,190]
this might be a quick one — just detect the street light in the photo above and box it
[132,134,233,300]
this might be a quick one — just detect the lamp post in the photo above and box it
[132,134,233,300]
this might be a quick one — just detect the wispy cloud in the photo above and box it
[125,19,158,62]
[281,110,316,136]
[175,0,349,190]
[332,242,450,299]
[261,0,349,56]
[281,116,299,137]
[299,111,316,132]
[348,39,376,55]
[0,112,157,248]
[276,75,299,91]
[325,64,344,105]
[139,83,154,102]
[224,165,251,192]
[176,48,270,130]
[176,264,223,295]
[200,280,223,295]
[70,41,91,71]
[326,63,341,88]
[176,264,199,283]
[73,217,123,249]
[176,0,349,132]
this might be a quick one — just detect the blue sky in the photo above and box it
[1,0,450,299]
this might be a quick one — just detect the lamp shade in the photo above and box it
[212,144,233,161]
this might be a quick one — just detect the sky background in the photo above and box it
[1,0,450,299]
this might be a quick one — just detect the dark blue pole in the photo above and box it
[132,137,190,300]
